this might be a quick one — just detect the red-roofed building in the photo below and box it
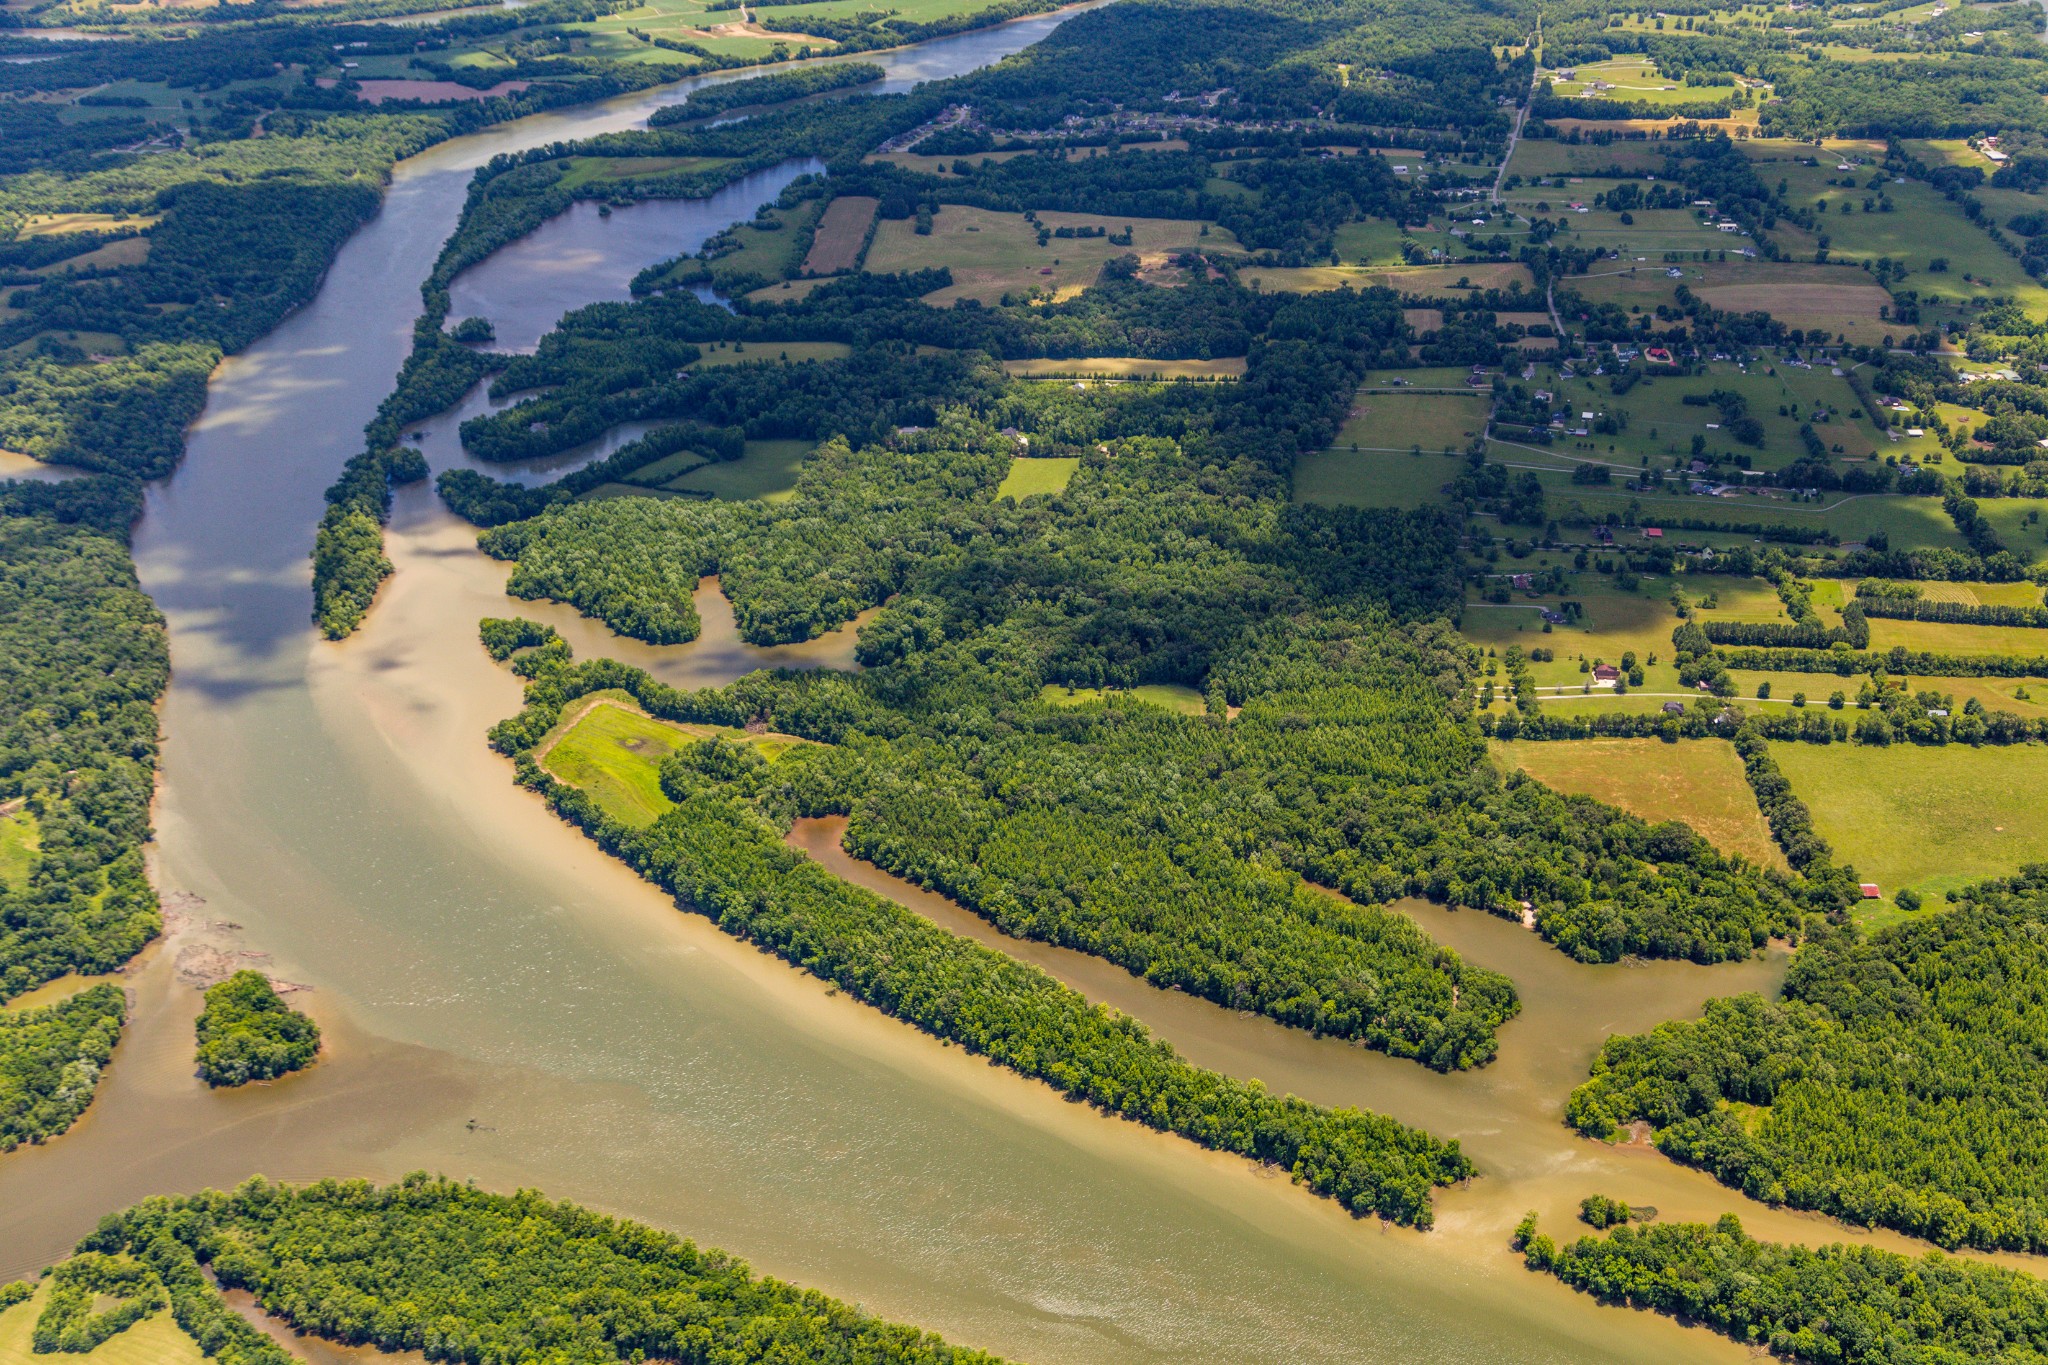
[1642,527,1663,538]
[1860,883,1881,899]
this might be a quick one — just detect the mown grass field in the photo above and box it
[1864,617,2048,658]
[539,699,805,828]
[556,155,732,191]
[1492,737,1787,869]
[1001,356,1246,379]
[996,457,1080,499]
[0,1282,206,1365]
[1770,741,2048,903]
[664,438,812,501]
[1239,262,1533,297]
[802,195,878,275]
[1505,138,1672,178]
[1041,683,1207,715]
[1293,448,1455,510]
[1332,390,1488,452]
[866,205,1234,304]
[1571,258,1897,350]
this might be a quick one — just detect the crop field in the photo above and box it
[996,456,1080,499]
[1001,356,1246,379]
[802,195,879,275]
[1771,741,2048,902]
[691,340,853,367]
[1332,390,1488,452]
[664,438,813,501]
[1238,262,1534,297]
[865,205,1236,304]
[1543,57,1749,107]
[1492,738,1786,869]
[1293,448,1456,510]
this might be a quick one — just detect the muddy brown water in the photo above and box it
[0,15,2005,1362]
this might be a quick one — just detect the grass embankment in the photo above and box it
[1492,738,1787,869]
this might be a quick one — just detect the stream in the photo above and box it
[0,12,1953,1362]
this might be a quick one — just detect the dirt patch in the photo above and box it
[802,195,879,275]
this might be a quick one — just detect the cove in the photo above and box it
[0,15,1939,1363]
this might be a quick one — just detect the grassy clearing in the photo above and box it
[663,438,812,502]
[1770,741,2048,903]
[0,1281,206,1365]
[1333,390,1488,452]
[1463,588,1687,672]
[865,205,1234,305]
[1000,356,1246,379]
[1506,138,1672,178]
[1332,218,1410,265]
[1492,737,1786,869]
[1865,617,2048,657]
[1040,683,1206,715]
[0,808,37,888]
[1570,258,1892,348]
[539,699,806,828]
[555,154,733,190]
[996,456,1079,499]
[33,238,150,275]
[1293,448,1455,510]
[18,213,158,237]
[1239,262,1533,297]
[802,195,878,275]
[690,340,852,367]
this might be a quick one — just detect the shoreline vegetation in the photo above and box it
[488,629,1475,1227]
[3,1176,1010,1364]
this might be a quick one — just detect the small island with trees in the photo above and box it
[194,972,320,1088]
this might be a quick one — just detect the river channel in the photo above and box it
[0,14,1950,1363]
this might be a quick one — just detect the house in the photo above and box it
[1661,701,1684,714]
[1510,573,1535,589]
[1641,526,1663,538]
[1860,883,1882,899]
[1593,663,1620,682]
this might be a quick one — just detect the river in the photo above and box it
[0,14,1939,1363]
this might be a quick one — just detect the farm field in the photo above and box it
[1540,485,1968,553]
[1543,56,1752,108]
[1504,138,1672,178]
[802,195,879,275]
[865,205,1235,304]
[1770,741,2048,902]
[996,456,1080,499]
[1001,356,1246,379]
[1570,259,1897,345]
[1332,390,1488,452]
[1332,218,1410,265]
[1745,144,2048,316]
[1462,589,1686,664]
[1293,448,1456,509]
[1238,262,1534,296]
[664,438,813,501]
[18,213,158,237]
[1492,737,1787,869]
[1865,617,2048,658]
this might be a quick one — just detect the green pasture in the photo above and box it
[691,340,852,367]
[0,809,35,888]
[1293,448,1456,510]
[1040,683,1207,715]
[997,457,1080,500]
[1333,390,1489,452]
[556,155,734,191]
[664,438,812,501]
[1771,741,2048,904]
[0,1280,207,1365]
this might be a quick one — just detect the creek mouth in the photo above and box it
[0,17,1948,1363]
